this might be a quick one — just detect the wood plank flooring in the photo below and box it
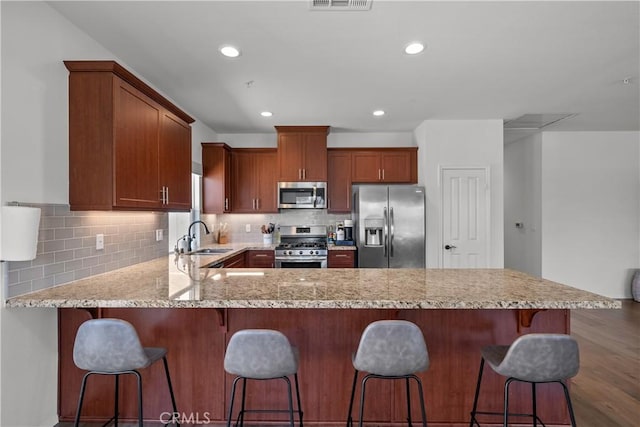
[56,301,640,427]
[570,299,640,427]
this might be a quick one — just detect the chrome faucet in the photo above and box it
[185,220,211,252]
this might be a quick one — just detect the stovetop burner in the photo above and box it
[275,225,328,258]
[276,241,327,250]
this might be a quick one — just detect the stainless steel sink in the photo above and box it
[188,248,233,255]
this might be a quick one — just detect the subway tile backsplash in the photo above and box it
[6,204,168,298]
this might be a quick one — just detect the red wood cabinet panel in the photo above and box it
[327,150,352,213]
[202,143,232,214]
[276,126,329,182]
[328,250,355,268]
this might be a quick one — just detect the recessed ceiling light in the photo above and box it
[373,110,385,117]
[404,42,425,55]
[260,111,273,117]
[220,45,241,58]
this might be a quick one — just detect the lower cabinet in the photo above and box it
[246,250,275,268]
[328,250,356,268]
[223,252,246,268]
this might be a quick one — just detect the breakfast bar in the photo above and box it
[6,252,619,426]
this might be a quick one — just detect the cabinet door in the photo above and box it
[277,133,303,181]
[328,151,352,213]
[328,251,355,268]
[114,80,161,208]
[254,151,278,212]
[381,151,413,183]
[202,144,232,214]
[159,111,192,210]
[247,250,275,268]
[224,252,246,268]
[351,151,381,183]
[302,133,328,181]
[231,151,256,213]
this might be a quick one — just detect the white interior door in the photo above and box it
[441,167,490,268]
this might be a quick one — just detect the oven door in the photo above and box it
[275,257,327,268]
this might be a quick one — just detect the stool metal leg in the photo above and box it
[532,382,538,427]
[410,374,428,427]
[74,372,91,427]
[503,378,516,427]
[358,374,374,427]
[162,356,180,426]
[346,369,359,427]
[294,373,304,426]
[114,374,119,427]
[469,358,485,427]
[406,377,412,426]
[226,376,242,427]
[133,370,143,427]
[560,380,578,427]
[281,376,294,427]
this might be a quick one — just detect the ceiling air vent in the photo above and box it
[504,113,577,130]
[310,0,373,11]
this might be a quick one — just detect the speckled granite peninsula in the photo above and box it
[7,248,619,426]
[5,251,618,309]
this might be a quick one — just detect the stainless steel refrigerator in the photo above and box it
[352,185,425,268]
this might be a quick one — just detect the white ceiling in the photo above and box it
[49,1,639,143]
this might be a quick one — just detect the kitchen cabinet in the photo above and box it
[328,250,355,268]
[223,252,245,268]
[246,250,275,268]
[351,148,418,183]
[202,143,232,214]
[231,149,278,213]
[327,149,353,213]
[65,60,194,211]
[276,126,329,182]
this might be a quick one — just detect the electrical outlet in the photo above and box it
[155,229,163,241]
[96,234,104,250]
[245,224,251,232]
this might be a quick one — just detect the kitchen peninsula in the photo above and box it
[6,247,618,426]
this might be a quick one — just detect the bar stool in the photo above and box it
[469,333,579,427]
[72,318,179,427]
[347,320,430,427]
[224,329,303,427]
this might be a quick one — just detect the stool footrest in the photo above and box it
[470,410,547,426]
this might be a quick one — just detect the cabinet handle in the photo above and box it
[298,169,302,180]
[256,198,260,210]
[252,199,256,210]
[255,254,269,257]
[378,169,381,180]
[166,187,169,204]
[382,169,385,181]
[225,198,229,211]
[303,169,306,179]
[335,254,348,258]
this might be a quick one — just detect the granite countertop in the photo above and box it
[5,243,619,309]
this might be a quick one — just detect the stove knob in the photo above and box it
[299,250,304,255]
[288,250,293,255]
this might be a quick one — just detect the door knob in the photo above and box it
[444,244,457,250]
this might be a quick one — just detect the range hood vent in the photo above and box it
[504,113,577,130]
[310,0,373,11]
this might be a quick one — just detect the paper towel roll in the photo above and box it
[1,206,41,261]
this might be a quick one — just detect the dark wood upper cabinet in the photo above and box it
[327,149,352,213]
[351,148,418,183]
[231,149,278,213]
[202,143,232,214]
[276,126,329,182]
[65,60,194,211]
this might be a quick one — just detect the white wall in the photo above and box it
[216,131,415,148]
[504,133,543,276]
[414,120,504,268]
[0,2,217,425]
[541,131,640,298]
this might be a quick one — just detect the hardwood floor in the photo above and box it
[570,299,640,427]
[56,301,640,427]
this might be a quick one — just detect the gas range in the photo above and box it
[275,225,328,267]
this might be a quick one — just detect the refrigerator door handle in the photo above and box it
[390,207,394,258]
[383,207,388,257]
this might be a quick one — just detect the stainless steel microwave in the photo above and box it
[277,182,327,209]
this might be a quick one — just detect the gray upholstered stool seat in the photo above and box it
[347,320,430,427]
[72,318,178,427]
[469,333,580,427]
[224,329,303,426]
